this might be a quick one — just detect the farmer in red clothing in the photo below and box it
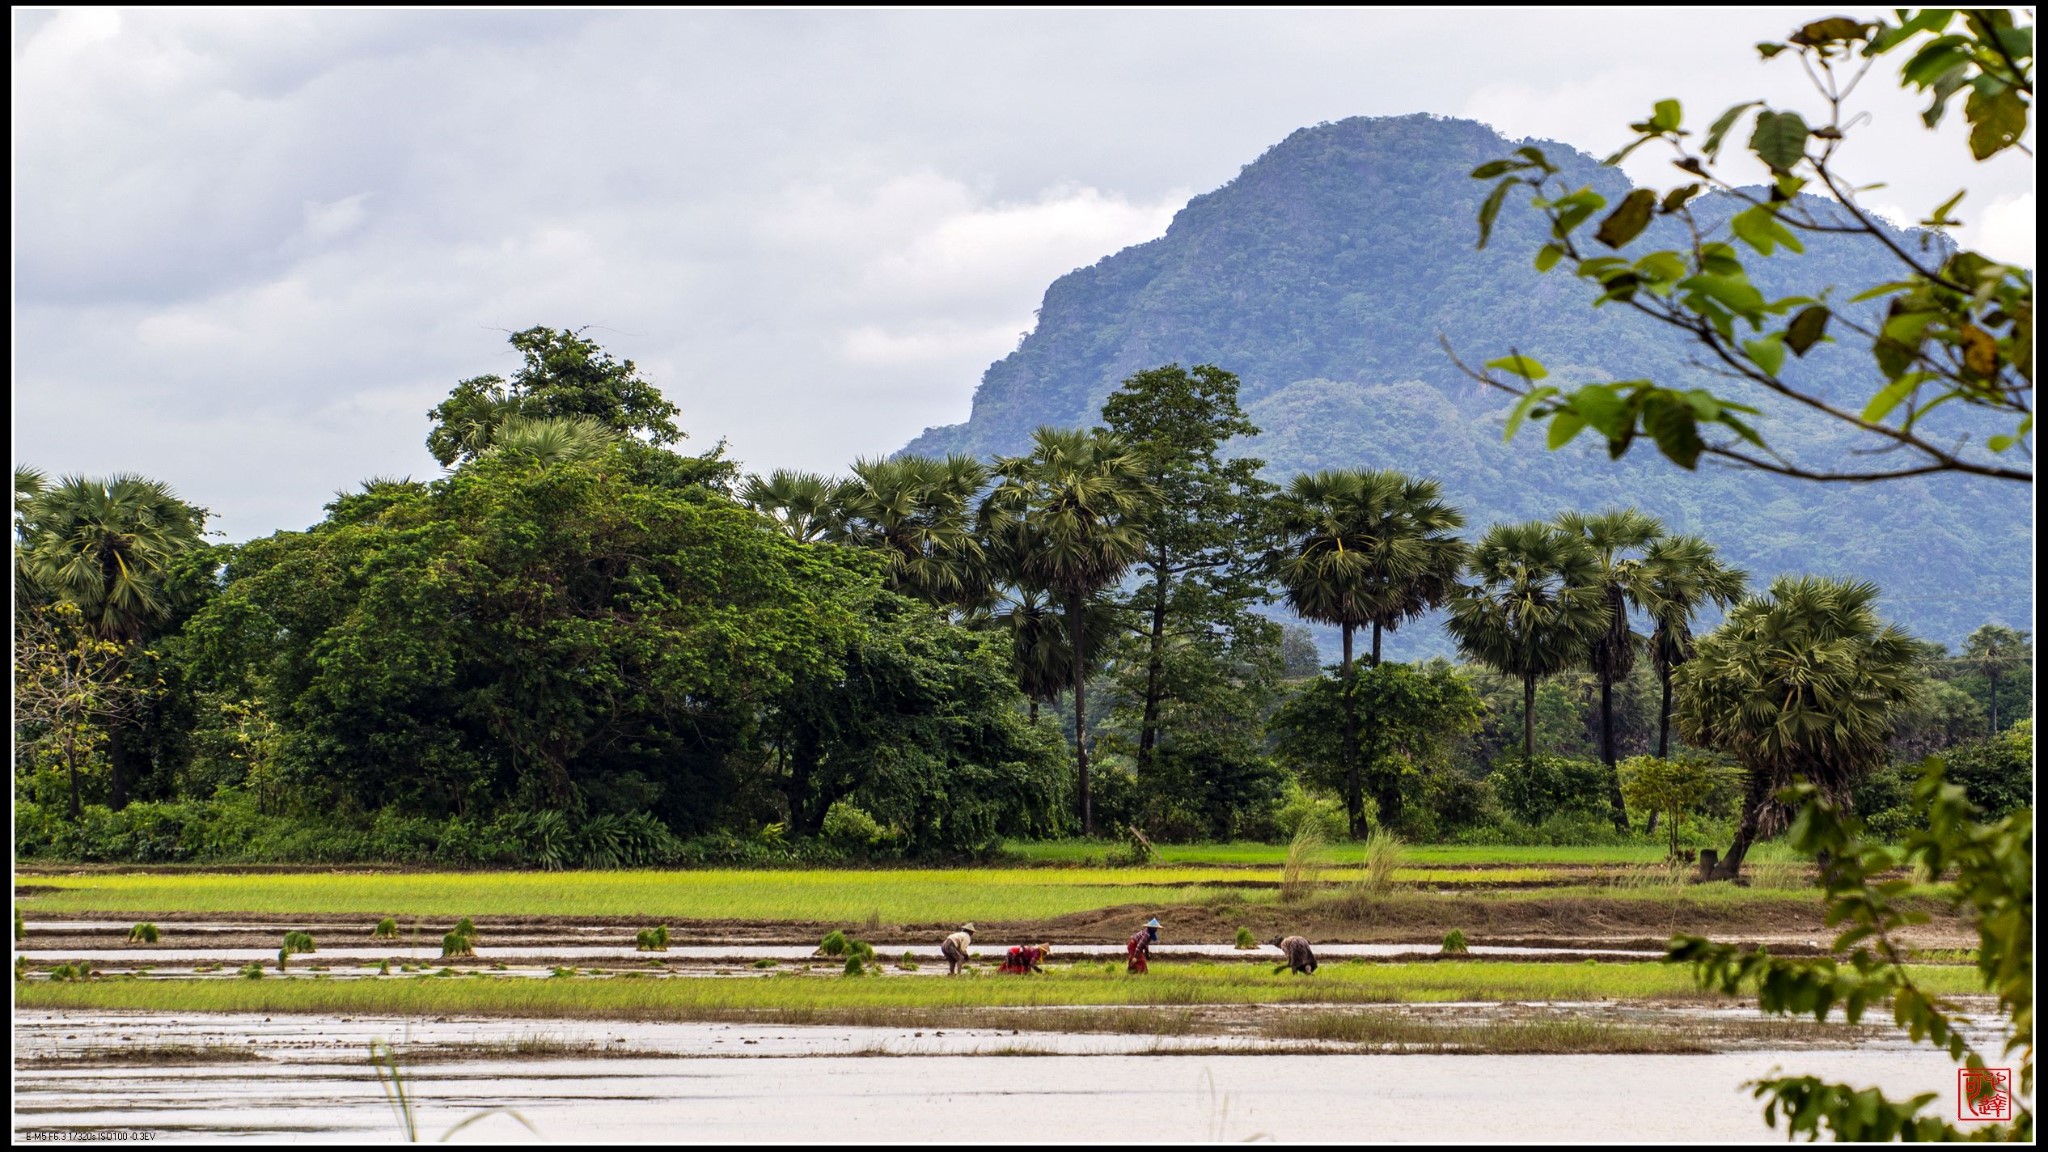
[1126,917,1161,973]
[999,943,1052,974]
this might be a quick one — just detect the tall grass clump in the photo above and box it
[817,930,849,957]
[281,930,316,955]
[1360,831,1405,893]
[371,918,398,940]
[1441,929,1469,955]
[1280,823,1328,903]
[635,926,670,952]
[128,922,160,944]
[1234,927,1257,950]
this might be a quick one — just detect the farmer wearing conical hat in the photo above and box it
[941,923,975,975]
[1126,917,1161,974]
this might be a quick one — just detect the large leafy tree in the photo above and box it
[1457,11,2032,483]
[1269,660,1482,832]
[1637,534,1749,759]
[984,585,1118,725]
[1445,521,1606,765]
[1960,623,2032,737]
[16,473,209,808]
[1097,364,1277,786]
[831,454,989,613]
[1556,507,1663,829]
[1674,576,1920,878]
[1271,470,1468,835]
[988,427,1154,835]
[426,326,683,467]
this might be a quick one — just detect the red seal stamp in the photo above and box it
[1958,1068,2013,1122]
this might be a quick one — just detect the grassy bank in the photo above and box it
[15,959,1987,1020]
[14,867,1860,925]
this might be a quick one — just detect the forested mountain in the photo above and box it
[904,115,2030,649]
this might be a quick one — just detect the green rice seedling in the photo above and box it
[817,929,849,957]
[377,959,391,975]
[848,939,876,963]
[752,958,777,969]
[1280,822,1328,904]
[1441,929,1469,955]
[899,951,920,971]
[452,918,479,942]
[239,963,264,980]
[15,907,26,941]
[15,955,30,982]
[1234,927,1257,950]
[635,925,670,952]
[371,918,399,940]
[490,963,508,971]
[1361,831,1405,894]
[842,954,867,976]
[282,930,316,955]
[128,922,160,944]
[1744,856,1806,891]
[549,966,576,979]
[441,932,477,959]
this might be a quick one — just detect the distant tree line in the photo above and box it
[13,329,2033,869]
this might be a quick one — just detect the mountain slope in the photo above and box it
[904,114,2030,648]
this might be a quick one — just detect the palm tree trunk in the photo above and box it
[1371,621,1383,667]
[1657,665,1673,758]
[1599,672,1628,832]
[65,728,82,821]
[1522,673,1536,763]
[1341,623,1362,839]
[1069,591,1092,837]
[1364,619,1391,830]
[1987,669,1999,737]
[1137,557,1169,779]
[1029,699,1039,725]
[1710,769,1773,880]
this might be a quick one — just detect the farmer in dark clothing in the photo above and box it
[1127,917,1161,974]
[1270,934,1317,975]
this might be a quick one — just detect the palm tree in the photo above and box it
[485,415,619,466]
[740,469,841,543]
[1271,470,1467,834]
[1960,624,2031,737]
[1675,576,1919,879]
[833,454,990,612]
[989,427,1154,835]
[1445,521,1606,765]
[1638,535,1748,758]
[18,474,208,808]
[1556,508,1662,830]
[985,585,1120,724]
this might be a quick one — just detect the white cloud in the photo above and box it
[1970,192,2036,267]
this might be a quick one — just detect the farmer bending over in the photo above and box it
[1271,934,1317,975]
[1127,917,1161,974]
[941,923,975,975]
[999,943,1052,974]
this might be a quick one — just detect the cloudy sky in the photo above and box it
[13,8,2035,540]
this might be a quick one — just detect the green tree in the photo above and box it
[1637,534,1749,761]
[1556,507,1663,829]
[1271,470,1468,835]
[1960,623,2032,737]
[832,454,989,613]
[17,473,209,808]
[1097,363,1276,785]
[1458,11,2033,483]
[1270,660,1482,832]
[12,600,140,818]
[1617,754,1743,858]
[1674,576,1920,878]
[988,427,1155,835]
[426,327,683,467]
[983,586,1118,725]
[740,469,841,543]
[1446,521,1606,765]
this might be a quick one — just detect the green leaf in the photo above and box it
[1901,36,1971,86]
[1729,204,1804,255]
[1651,99,1682,132]
[1697,242,1744,276]
[1756,42,1787,59]
[1569,384,1629,439]
[1848,280,1916,303]
[1545,410,1587,450]
[1790,17,1869,46]
[1862,376,1921,422]
[1748,109,1811,173]
[1485,354,1548,381]
[1502,386,1558,442]
[1921,188,1966,226]
[1743,333,1787,377]
[1513,146,1554,171]
[1594,189,1658,249]
[1469,159,1524,179]
[1785,305,1830,355]
[1679,272,1767,317]
[1534,243,1563,272]
[1703,101,1761,160]
[1476,178,1514,249]
[1660,183,1703,213]
[1634,251,1688,284]
[1642,394,1706,469]
[1987,433,2016,452]
[1964,85,2028,159]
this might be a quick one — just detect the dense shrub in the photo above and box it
[1486,756,1616,826]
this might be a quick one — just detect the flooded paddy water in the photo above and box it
[12,1010,2010,1143]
